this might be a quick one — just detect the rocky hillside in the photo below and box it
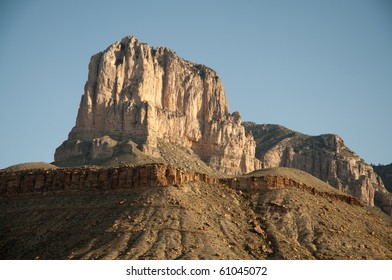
[243,122,392,215]
[242,168,392,259]
[55,36,260,175]
[1,165,391,259]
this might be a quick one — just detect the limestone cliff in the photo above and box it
[243,122,392,215]
[55,36,260,174]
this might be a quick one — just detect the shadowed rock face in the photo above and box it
[55,36,260,175]
[243,122,392,215]
[373,163,392,193]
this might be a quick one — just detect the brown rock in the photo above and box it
[254,225,265,235]
[0,164,218,197]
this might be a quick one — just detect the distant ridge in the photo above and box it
[243,122,392,215]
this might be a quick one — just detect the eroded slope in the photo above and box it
[249,187,392,259]
[0,182,269,260]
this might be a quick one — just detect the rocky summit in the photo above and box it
[54,36,260,175]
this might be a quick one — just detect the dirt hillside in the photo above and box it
[1,166,391,260]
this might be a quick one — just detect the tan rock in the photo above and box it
[55,36,260,174]
[91,136,118,160]
[244,122,392,215]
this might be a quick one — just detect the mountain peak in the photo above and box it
[54,36,261,174]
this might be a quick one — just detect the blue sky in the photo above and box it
[0,0,391,168]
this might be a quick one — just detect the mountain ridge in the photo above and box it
[243,122,392,215]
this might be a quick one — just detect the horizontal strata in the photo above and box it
[0,164,361,207]
[0,164,217,196]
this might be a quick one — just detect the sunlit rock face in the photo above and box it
[55,36,260,174]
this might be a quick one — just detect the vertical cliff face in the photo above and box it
[244,123,392,215]
[55,36,260,174]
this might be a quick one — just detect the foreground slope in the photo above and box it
[1,165,391,260]
[240,168,392,259]
[0,182,269,260]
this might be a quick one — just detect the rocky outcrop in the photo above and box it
[221,175,362,207]
[55,36,260,174]
[0,164,217,197]
[0,164,361,207]
[243,122,392,215]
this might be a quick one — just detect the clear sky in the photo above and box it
[0,0,391,168]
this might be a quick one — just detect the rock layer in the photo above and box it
[0,164,361,207]
[55,36,260,174]
[221,175,362,207]
[0,164,217,197]
[244,122,392,215]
